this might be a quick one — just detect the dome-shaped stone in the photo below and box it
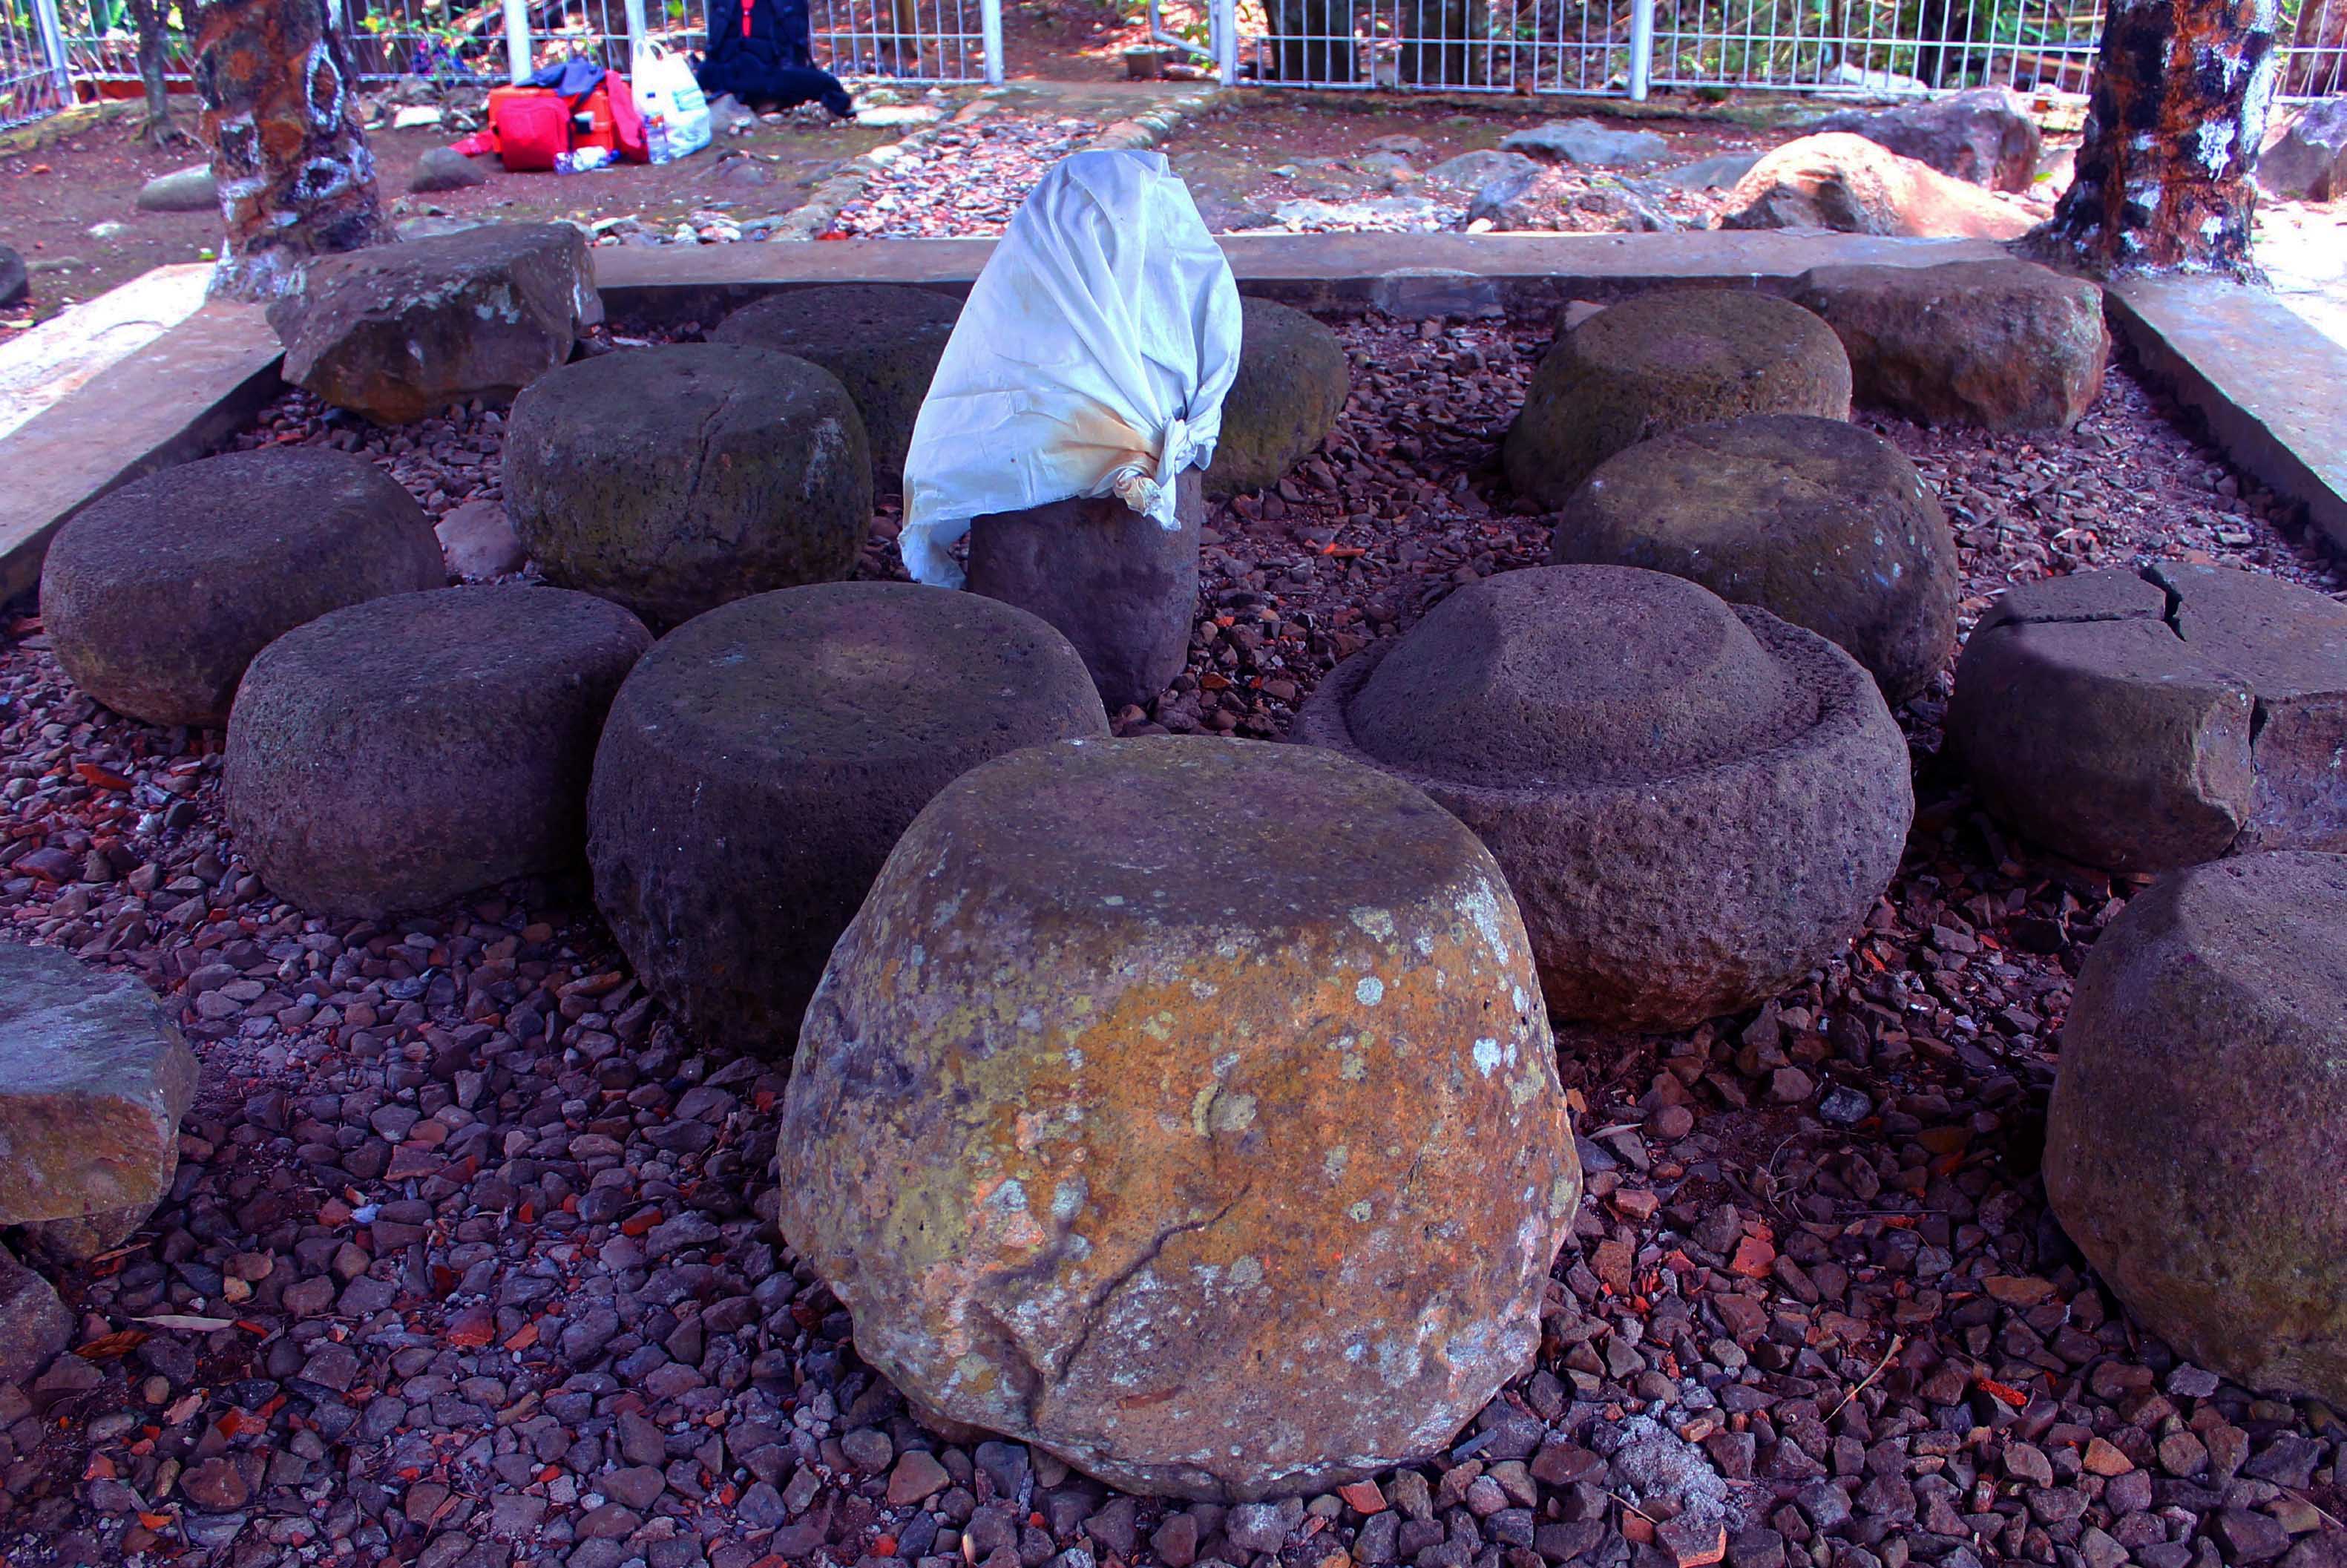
[1295,565,1911,1029]
[1503,290,1853,509]
[1204,298,1350,499]
[2046,850,2347,1405]
[503,343,872,629]
[1348,567,1807,787]
[226,585,651,919]
[711,284,961,491]
[39,449,445,727]
[588,583,1109,1056]
[1549,413,1959,702]
[778,735,1578,1500]
[1948,563,2347,873]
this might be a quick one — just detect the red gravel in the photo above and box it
[2,309,2343,1568]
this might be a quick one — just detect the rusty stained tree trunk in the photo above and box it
[2035,0,2280,275]
[192,0,393,301]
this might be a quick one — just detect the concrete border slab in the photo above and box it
[2108,278,2347,554]
[591,230,2012,325]
[0,263,215,443]
[0,300,281,604]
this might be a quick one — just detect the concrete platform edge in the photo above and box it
[2107,278,2347,556]
[0,301,283,606]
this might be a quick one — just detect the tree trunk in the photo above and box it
[192,0,393,301]
[126,0,191,146]
[2285,0,2344,95]
[1397,0,1488,85]
[2033,0,2280,275]
[1913,0,1977,87]
[1270,0,1356,81]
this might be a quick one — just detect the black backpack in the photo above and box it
[695,0,856,117]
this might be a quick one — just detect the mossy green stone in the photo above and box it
[1206,298,1350,499]
[504,343,872,630]
[1504,289,1852,509]
[712,284,962,492]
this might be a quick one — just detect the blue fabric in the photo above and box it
[527,59,609,98]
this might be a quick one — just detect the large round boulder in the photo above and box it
[1204,298,1350,499]
[1549,414,1959,702]
[711,284,961,492]
[226,585,651,919]
[504,343,872,629]
[1294,565,1912,1029]
[1504,290,1853,508]
[1809,87,2043,192]
[40,449,446,728]
[1948,563,2347,873]
[778,736,1579,1500]
[1791,260,2109,430]
[1718,133,2038,240]
[588,583,1109,1057]
[2046,851,2347,1405]
[967,469,1202,712]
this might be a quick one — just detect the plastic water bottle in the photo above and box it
[647,114,673,166]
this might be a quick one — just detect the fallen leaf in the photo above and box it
[75,1329,148,1359]
[133,1313,236,1331]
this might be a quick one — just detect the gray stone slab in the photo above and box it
[2109,278,2347,556]
[591,230,2013,327]
[0,943,198,1225]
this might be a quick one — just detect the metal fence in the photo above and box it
[1228,0,2343,97]
[30,0,995,111]
[1,0,70,128]
[7,0,2337,131]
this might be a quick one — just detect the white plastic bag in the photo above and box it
[899,149,1242,588]
[632,44,711,162]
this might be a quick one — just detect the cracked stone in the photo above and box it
[1951,563,2347,872]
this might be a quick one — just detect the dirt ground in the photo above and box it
[998,0,1203,80]
[1164,96,1779,227]
[0,108,894,332]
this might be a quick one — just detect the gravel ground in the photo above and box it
[3,312,2345,1568]
[829,117,1105,238]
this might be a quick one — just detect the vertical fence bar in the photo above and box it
[980,0,1002,81]
[1213,0,1237,82]
[1627,0,1652,94]
[29,0,71,104]
[504,0,531,79]
[623,0,648,68]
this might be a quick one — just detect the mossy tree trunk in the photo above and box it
[192,0,393,301]
[2034,0,2279,275]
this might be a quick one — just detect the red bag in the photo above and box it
[605,73,648,163]
[492,90,572,173]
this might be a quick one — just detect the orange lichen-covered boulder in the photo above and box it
[777,736,1580,1501]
